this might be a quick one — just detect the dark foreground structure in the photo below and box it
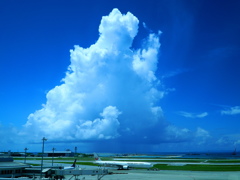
[0,157,108,180]
[0,157,31,178]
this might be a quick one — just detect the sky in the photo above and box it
[0,0,240,153]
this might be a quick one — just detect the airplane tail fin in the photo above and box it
[71,159,77,168]
[94,153,101,161]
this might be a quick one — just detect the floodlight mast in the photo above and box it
[52,147,56,166]
[24,148,28,163]
[40,137,47,179]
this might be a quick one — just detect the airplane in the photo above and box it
[93,153,153,170]
[63,159,77,169]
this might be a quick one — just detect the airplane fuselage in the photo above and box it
[94,160,153,169]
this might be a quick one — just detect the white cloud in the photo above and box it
[0,8,218,152]
[75,106,121,140]
[97,8,139,50]
[234,140,240,146]
[22,8,165,143]
[221,106,240,115]
[195,127,210,145]
[177,111,208,118]
[165,125,191,141]
[132,32,161,82]
[196,127,210,138]
[216,136,231,145]
[161,68,190,79]
[214,134,240,152]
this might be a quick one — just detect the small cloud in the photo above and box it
[142,22,153,33]
[221,106,240,115]
[142,22,147,29]
[161,68,190,79]
[164,125,192,142]
[234,140,240,146]
[195,127,210,145]
[177,111,208,118]
[216,134,240,147]
[216,136,231,145]
[196,127,210,138]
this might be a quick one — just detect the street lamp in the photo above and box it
[40,137,47,178]
[52,147,56,166]
[24,148,28,163]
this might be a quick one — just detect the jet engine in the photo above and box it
[122,165,129,170]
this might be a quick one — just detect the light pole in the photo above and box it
[52,147,56,166]
[40,137,47,179]
[74,147,77,157]
[24,148,28,163]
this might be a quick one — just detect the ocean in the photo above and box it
[127,152,240,159]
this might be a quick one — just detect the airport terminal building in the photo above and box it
[0,157,31,178]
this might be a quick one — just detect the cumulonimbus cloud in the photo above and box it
[22,8,164,142]
[18,8,210,150]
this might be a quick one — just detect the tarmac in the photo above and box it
[75,169,240,180]
[15,159,240,180]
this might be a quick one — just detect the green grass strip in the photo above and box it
[153,164,240,171]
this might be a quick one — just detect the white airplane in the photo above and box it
[93,153,153,170]
[63,159,77,169]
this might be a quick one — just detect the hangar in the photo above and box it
[44,151,74,157]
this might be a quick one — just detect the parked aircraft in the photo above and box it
[63,159,77,169]
[93,153,153,170]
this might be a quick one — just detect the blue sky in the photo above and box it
[0,0,240,153]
